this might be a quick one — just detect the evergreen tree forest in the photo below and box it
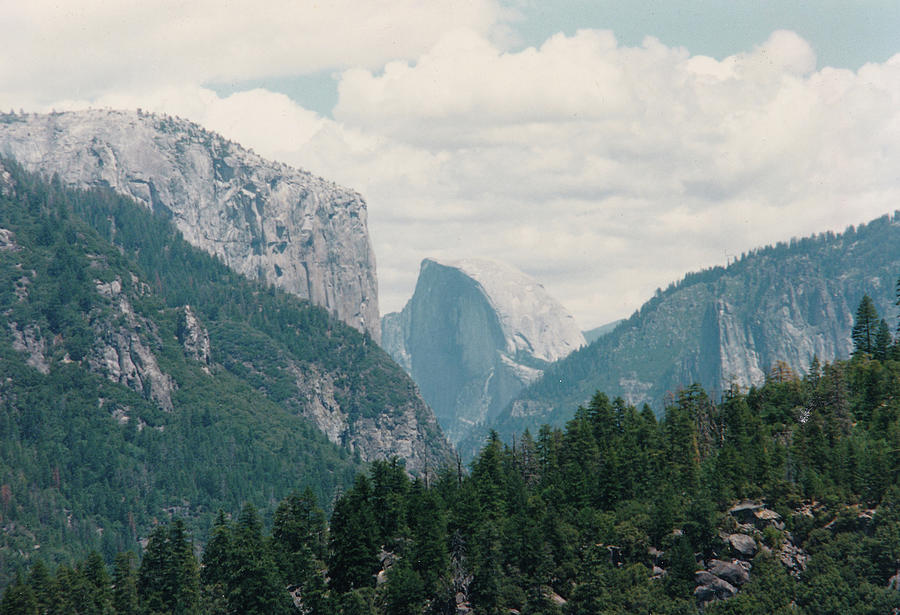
[3,161,900,612]
[0,160,454,586]
[7,337,900,613]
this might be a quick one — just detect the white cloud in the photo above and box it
[0,0,502,105]
[4,20,900,330]
[325,29,900,326]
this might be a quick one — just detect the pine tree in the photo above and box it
[328,476,379,594]
[407,486,450,601]
[228,504,293,615]
[200,511,233,612]
[112,552,139,615]
[80,552,112,614]
[875,318,892,360]
[382,562,425,615]
[0,572,37,615]
[852,294,880,355]
[271,488,332,613]
[26,561,53,615]
[370,458,410,551]
[137,520,200,615]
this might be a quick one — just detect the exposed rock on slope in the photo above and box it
[490,213,900,442]
[0,109,379,340]
[91,276,176,411]
[382,258,585,444]
[0,159,449,474]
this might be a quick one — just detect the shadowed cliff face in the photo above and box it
[489,213,900,444]
[0,110,380,340]
[382,258,585,444]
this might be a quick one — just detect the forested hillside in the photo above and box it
[0,160,448,587]
[478,213,900,454]
[6,335,900,613]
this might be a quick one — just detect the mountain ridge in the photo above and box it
[382,257,584,444]
[0,109,381,340]
[0,159,451,584]
[477,212,900,447]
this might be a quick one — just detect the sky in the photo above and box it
[3,1,900,329]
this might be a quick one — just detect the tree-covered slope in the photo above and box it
[8,351,900,614]
[0,160,449,586]
[481,213,900,449]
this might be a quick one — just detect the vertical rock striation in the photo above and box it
[382,258,585,445]
[493,213,900,442]
[0,110,380,340]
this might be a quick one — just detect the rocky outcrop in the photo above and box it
[0,228,18,251]
[708,559,750,587]
[493,213,900,439]
[0,110,379,340]
[92,277,176,411]
[178,305,211,366]
[293,364,449,473]
[694,571,738,603]
[8,323,49,374]
[381,258,585,444]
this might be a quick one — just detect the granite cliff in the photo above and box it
[486,213,900,444]
[0,109,379,340]
[382,258,585,444]
[0,160,450,475]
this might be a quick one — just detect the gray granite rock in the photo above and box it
[0,110,380,340]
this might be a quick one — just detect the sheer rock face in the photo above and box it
[382,258,585,444]
[493,214,900,443]
[0,110,379,340]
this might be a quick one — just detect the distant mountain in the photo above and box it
[382,258,585,444]
[482,213,900,444]
[0,160,450,583]
[0,109,379,340]
[583,320,624,344]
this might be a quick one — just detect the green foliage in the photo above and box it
[5,160,900,613]
[9,347,900,613]
[137,520,200,615]
[328,476,379,594]
[852,294,880,355]
[199,505,292,615]
[0,160,378,584]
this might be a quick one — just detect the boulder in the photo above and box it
[754,508,783,529]
[694,572,738,603]
[726,533,758,558]
[708,559,751,586]
[728,502,762,524]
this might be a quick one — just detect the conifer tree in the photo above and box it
[80,552,112,614]
[272,487,332,613]
[0,572,37,615]
[228,504,292,615]
[875,318,892,360]
[370,458,410,551]
[328,476,379,594]
[852,294,880,355]
[407,486,449,601]
[26,560,52,615]
[112,552,139,615]
[137,520,200,615]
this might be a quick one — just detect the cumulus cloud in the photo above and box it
[0,0,502,105]
[4,20,900,330]
[319,29,900,326]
